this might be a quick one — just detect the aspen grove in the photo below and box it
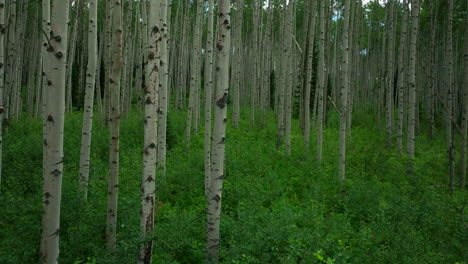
[0,0,467,263]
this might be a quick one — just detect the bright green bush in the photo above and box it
[0,110,466,264]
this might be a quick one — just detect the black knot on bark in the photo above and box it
[47,115,54,122]
[0,3,4,8]
[217,43,223,51]
[223,19,229,25]
[54,35,62,42]
[216,93,228,109]
[146,97,152,104]
[55,51,64,59]
[47,80,52,86]
[152,26,159,34]
[51,169,61,177]
[0,63,3,68]
[212,194,221,202]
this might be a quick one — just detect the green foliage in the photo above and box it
[0,110,466,264]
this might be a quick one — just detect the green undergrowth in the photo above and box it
[0,109,466,264]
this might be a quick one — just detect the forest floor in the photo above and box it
[0,110,466,264]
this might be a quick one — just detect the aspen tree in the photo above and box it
[106,0,123,252]
[78,0,98,199]
[461,12,468,189]
[250,1,260,125]
[447,0,455,192]
[0,0,4,192]
[317,0,327,161]
[40,0,69,262]
[206,0,231,261]
[304,0,317,149]
[232,0,244,128]
[157,0,170,177]
[407,0,420,171]
[339,0,352,181]
[185,0,203,148]
[138,0,161,261]
[284,0,294,155]
[397,0,408,155]
[204,0,215,196]
[385,0,396,145]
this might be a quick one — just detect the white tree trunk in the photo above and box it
[406,0,420,170]
[157,0,169,177]
[339,0,352,181]
[206,0,231,261]
[78,0,98,199]
[204,0,215,196]
[40,0,69,262]
[106,0,123,252]
[138,1,161,262]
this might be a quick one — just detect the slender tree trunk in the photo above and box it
[78,0,98,199]
[185,0,203,148]
[40,0,69,262]
[157,0,169,177]
[138,1,161,262]
[206,0,230,261]
[0,0,4,192]
[106,0,123,252]
[232,0,244,127]
[407,0,420,172]
[385,0,396,145]
[397,0,408,155]
[316,0,327,161]
[460,11,468,189]
[447,0,455,192]
[339,0,352,181]
[284,0,294,155]
[204,0,215,196]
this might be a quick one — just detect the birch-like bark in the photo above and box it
[446,0,455,192]
[106,0,123,252]
[40,0,69,262]
[232,0,244,127]
[157,0,169,177]
[339,0,352,181]
[385,0,396,145]
[204,0,215,196]
[138,1,161,262]
[304,0,317,149]
[78,0,98,199]
[284,0,294,155]
[206,0,230,261]
[316,0,327,161]
[397,0,408,155]
[461,12,468,189]
[185,0,203,148]
[0,0,4,192]
[407,0,420,171]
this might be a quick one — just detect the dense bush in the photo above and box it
[0,110,466,263]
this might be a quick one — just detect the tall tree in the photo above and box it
[204,0,215,196]
[339,0,352,180]
[317,0,327,161]
[106,0,123,252]
[407,0,420,172]
[0,0,4,192]
[446,0,455,192]
[461,9,468,189]
[206,0,231,261]
[157,0,170,177]
[304,0,317,150]
[397,0,408,155]
[40,0,70,262]
[78,0,98,199]
[138,0,161,262]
